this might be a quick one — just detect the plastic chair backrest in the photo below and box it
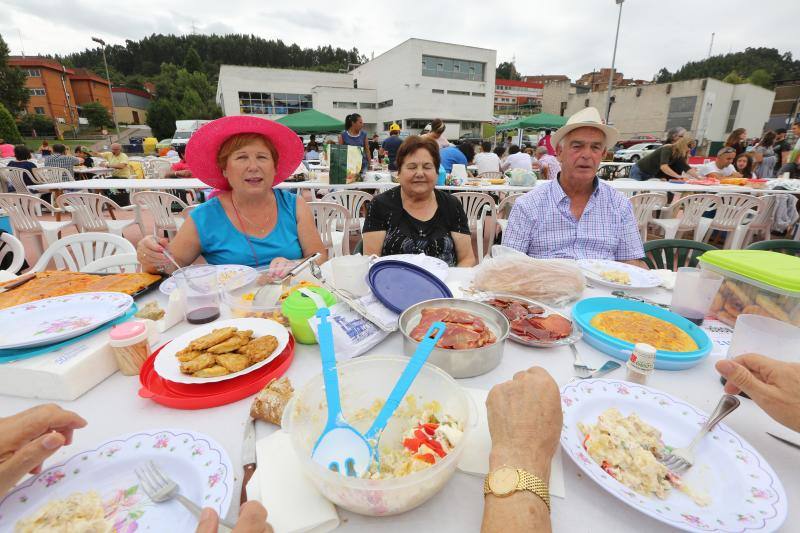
[629,192,668,228]
[32,232,136,272]
[144,159,172,179]
[56,192,121,233]
[672,194,718,232]
[31,166,72,184]
[709,194,762,231]
[643,239,717,271]
[452,192,495,230]
[0,167,36,195]
[309,201,351,256]
[0,193,53,233]
[745,239,800,256]
[320,190,373,220]
[0,232,25,274]
[498,193,523,220]
[132,191,187,232]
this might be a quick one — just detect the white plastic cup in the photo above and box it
[728,314,800,362]
[330,255,373,297]
[670,267,723,325]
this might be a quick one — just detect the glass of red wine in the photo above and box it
[173,265,221,324]
[670,267,723,326]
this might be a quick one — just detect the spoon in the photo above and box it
[311,308,446,478]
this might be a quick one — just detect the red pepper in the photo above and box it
[403,438,421,453]
[600,460,616,478]
[582,434,590,450]
[421,423,439,436]
[415,453,436,464]
[414,429,446,458]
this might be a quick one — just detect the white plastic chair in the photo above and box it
[0,193,74,255]
[309,201,351,257]
[320,190,372,233]
[496,193,523,233]
[697,194,763,249]
[32,232,137,272]
[131,191,188,238]
[55,192,145,238]
[732,194,779,248]
[629,192,668,242]
[0,167,40,197]
[454,192,496,265]
[82,253,140,273]
[143,159,172,180]
[31,166,73,184]
[650,194,718,241]
[0,232,25,274]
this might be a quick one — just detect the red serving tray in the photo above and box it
[138,335,295,409]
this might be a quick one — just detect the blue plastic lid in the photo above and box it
[367,260,453,313]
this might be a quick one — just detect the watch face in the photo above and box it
[489,467,518,496]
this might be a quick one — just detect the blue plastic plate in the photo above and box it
[571,298,711,371]
[367,260,453,314]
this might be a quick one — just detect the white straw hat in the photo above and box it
[550,107,619,149]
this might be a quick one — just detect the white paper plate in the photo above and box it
[561,379,787,532]
[578,259,661,289]
[154,318,290,384]
[373,254,449,281]
[0,292,133,350]
[159,264,257,295]
[0,429,233,533]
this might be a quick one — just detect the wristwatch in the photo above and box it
[484,465,550,512]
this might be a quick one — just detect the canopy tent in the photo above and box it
[275,109,345,134]
[496,113,567,131]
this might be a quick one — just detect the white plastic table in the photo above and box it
[1,268,797,532]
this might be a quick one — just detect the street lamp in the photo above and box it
[91,36,120,138]
[604,0,624,124]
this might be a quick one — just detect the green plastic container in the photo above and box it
[698,250,800,327]
[281,287,336,344]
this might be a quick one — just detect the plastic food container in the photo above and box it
[281,286,335,344]
[699,250,800,328]
[109,321,150,376]
[282,356,476,516]
[222,269,284,320]
[398,298,509,378]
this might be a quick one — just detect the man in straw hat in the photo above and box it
[502,107,646,268]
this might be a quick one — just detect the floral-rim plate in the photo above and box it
[578,259,662,289]
[0,292,133,350]
[159,264,257,295]
[560,379,786,532]
[0,429,233,532]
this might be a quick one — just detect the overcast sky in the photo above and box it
[2,0,798,81]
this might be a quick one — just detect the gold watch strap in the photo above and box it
[516,469,551,512]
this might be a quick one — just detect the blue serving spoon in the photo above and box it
[311,306,446,478]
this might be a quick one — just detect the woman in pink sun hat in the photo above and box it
[136,116,326,274]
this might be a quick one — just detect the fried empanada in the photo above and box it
[180,352,216,374]
[207,334,251,354]
[188,327,237,351]
[193,365,230,378]
[216,352,251,373]
[238,335,279,364]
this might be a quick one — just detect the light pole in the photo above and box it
[91,36,119,139]
[604,0,624,124]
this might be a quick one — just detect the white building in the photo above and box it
[216,38,496,139]
[562,78,775,149]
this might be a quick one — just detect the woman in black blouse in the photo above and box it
[363,135,475,267]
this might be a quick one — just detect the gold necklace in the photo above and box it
[231,195,272,233]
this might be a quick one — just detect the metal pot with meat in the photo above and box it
[398,298,509,378]
[478,293,582,348]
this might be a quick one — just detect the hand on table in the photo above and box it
[0,405,87,498]
[196,501,273,533]
[716,354,800,432]
[265,257,296,280]
[486,367,562,479]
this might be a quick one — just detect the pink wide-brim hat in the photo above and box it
[185,116,303,190]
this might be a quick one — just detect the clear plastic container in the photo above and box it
[282,356,477,516]
[699,250,800,328]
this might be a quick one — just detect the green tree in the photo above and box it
[496,61,521,80]
[146,97,179,139]
[655,68,672,83]
[16,114,56,137]
[747,68,773,89]
[81,101,114,129]
[183,46,202,73]
[722,70,746,84]
[0,103,22,143]
[0,35,29,115]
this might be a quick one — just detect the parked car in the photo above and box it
[616,134,660,149]
[613,142,662,162]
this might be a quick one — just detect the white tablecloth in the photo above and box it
[1,268,797,531]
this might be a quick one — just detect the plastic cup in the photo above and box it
[173,265,221,324]
[728,314,800,362]
[330,255,372,297]
[670,267,723,325]
[281,287,335,344]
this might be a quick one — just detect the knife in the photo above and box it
[0,272,36,294]
[767,432,800,451]
[240,417,257,504]
[579,360,622,379]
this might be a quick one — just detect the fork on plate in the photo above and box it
[135,460,236,529]
[659,394,740,473]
